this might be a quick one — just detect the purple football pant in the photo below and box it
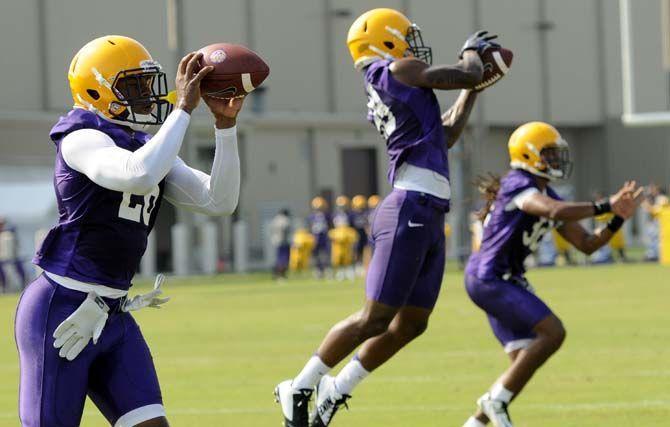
[275,244,290,270]
[354,229,367,261]
[465,274,553,353]
[312,237,330,272]
[366,190,448,309]
[15,274,164,426]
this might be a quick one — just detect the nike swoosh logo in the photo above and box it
[408,221,424,228]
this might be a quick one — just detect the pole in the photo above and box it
[167,0,194,273]
[37,0,49,110]
[324,0,336,113]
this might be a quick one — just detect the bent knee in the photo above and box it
[356,313,394,339]
[553,323,567,348]
[536,317,566,351]
[395,318,429,340]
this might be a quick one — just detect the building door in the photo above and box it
[341,147,378,197]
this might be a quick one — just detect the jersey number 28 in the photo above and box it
[118,185,159,226]
[367,84,396,140]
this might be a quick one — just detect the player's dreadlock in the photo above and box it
[475,173,501,222]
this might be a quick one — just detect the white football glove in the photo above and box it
[121,274,170,312]
[53,292,109,361]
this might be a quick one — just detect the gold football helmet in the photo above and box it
[68,35,171,126]
[367,195,381,210]
[335,196,351,210]
[508,122,572,180]
[351,195,367,211]
[347,8,431,70]
[311,196,328,211]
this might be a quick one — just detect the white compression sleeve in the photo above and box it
[163,126,240,216]
[60,109,191,195]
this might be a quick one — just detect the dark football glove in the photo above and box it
[460,30,500,58]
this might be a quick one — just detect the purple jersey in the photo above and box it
[308,211,331,245]
[349,210,368,232]
[33,109,164,290]
[466,169,562,280]
[333,209,350,226]
[364,60,450,184]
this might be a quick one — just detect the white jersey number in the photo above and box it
[366,84,396,140]
[522,218,554,251]
[118,185,160,226]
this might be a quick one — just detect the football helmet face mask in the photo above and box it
[508,121,573,181]
[406,24,432,64]
[111,65,171,125]
[347,8,432,71]
[539,144,572,179]
[69,35,172,127]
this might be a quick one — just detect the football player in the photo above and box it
[270,209,293,280]
[309,196,333,279]
[328,216,359,281]
[462,122,642,427]
[14,36,243,427]
[276,8,493,426]
[350,195,369,275]
[333,195,352,227]
[290,226,317,274]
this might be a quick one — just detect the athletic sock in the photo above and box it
[292,355,331,390]
[489,382,514,404]
[333,356,370,396]
[463,416,486,427]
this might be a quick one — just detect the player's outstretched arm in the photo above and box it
[60,52,212,195]
[556,220,618,256]
[519,181,643,222]
[389,50,483,90]
[442,89,478,147]
[555,183,643,255]
[163,97,244,216]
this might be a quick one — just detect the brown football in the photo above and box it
[198,43,269,99]
[475,47,513,91]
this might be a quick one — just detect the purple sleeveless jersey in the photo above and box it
[466,169,562,280]
[364,59,450,185]
[33,109,164,290]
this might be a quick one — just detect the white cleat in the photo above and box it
[274,379,313,427]
[310,375,350,427]
[477,393,513,427]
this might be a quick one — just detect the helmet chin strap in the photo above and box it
[76,91,159,133]
[509,161,557,181]
[99,109,152,132]
[124,111,153,131]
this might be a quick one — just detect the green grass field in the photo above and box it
[1,263,669,426]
